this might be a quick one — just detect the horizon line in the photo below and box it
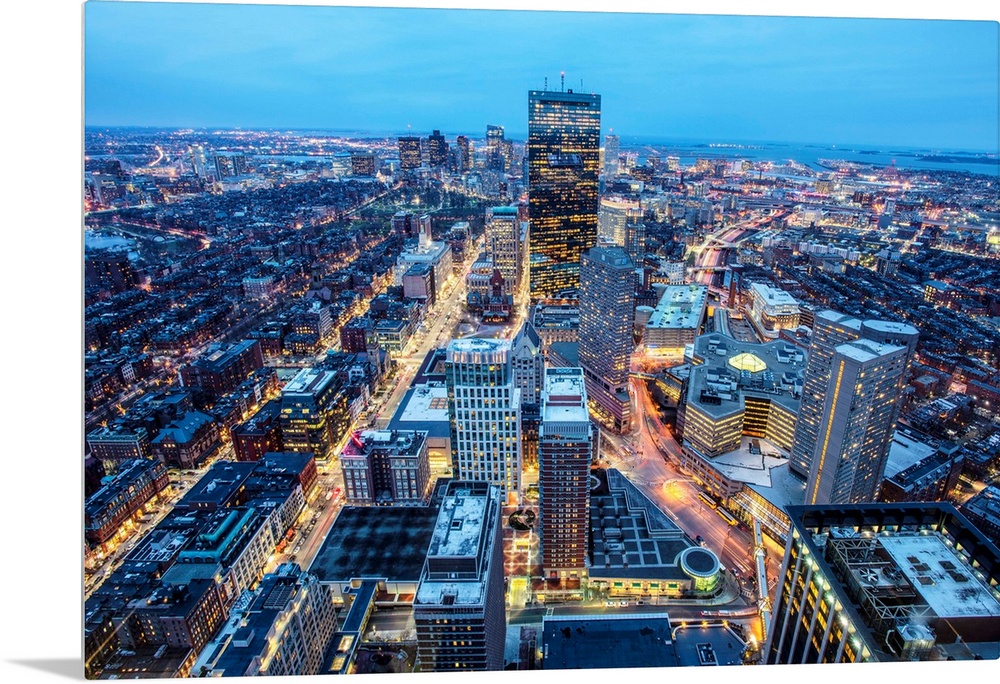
[83,125,998,155]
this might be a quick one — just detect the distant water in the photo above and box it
[83,126,1000,178]
[619,137,1000,177]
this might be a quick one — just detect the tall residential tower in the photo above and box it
[791,311,918,481]
[539,367,594,579]
[805,337,914,505]
[445,338,522,503]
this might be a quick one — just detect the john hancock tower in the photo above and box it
[527,85,601,299]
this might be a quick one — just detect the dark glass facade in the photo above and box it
[398,135,421,170]
[527,89,601,299]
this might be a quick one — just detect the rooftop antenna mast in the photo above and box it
[561,71,565,92]
[544,76,548,90]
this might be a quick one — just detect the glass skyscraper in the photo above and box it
[527,88,601,299]
[398,135,421,170]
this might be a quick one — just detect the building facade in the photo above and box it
[578,246,635,432]
[791,312,919,479]
[398,136,422,171]
[279,368,348,460]
[413,481,506,671]
[539,367,593,578]
[527,88,601,298]
[339,429,431,505]
[603,133,620,176]
[485,206,521,296]
[806,338,914,506]
[765,503,1000,665]
[747,282,801,340]
[195,563,337,677]
[511,321,545,408]
[445,338,522,503]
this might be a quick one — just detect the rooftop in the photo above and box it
[835,338,906,364]
[387,383,451,439]
[687,333,806,419]
[446,336,511,364]
[425,490,487,559]
[541,367,589,424]
[884,430,940,480]
[308,504,440,584]
[750,281,800,309]
[282,367,337,395]
[590,469,695,581]
[878,534,1000,619]
[646,285,709,331]
[541,613,676,670]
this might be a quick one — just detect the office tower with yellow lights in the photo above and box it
[527,87,601,298]
[485,206,521,296]
[766,503,1000,665]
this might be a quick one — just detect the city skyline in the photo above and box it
[12,0,1000,681]
[84,2,1000,151]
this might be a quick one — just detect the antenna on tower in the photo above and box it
[580,78,584,91]
[561,71,565,92]
[544,75,548,90]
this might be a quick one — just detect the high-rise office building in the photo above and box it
[539,367,593,578]
[501,139,514,173]
[486,124,505,171]
[765,503,1000,665]
[527,87,601,298]
[578,246,635,432]
[511,321,545,407]
[392,211,416,240]
[806,337,913,505]
[231,154,248,177]
[427,130,448,168]
[485,206,521,295]
[455,135,471,172]
[445,338,522,502]
[598,197,641,244]
[280,367,349,459]
[622,220,646,263]
[791,311,918,480]
[398,135,422,170]
[414,480,506,671]
[603,132,620,176]
[350,153,376,177]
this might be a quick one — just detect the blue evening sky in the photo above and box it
[84,2,999,151]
